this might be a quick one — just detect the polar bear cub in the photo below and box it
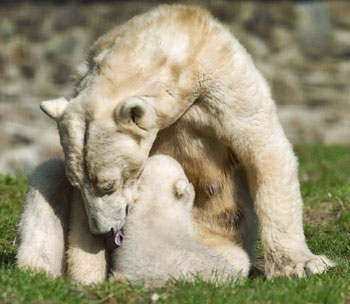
[112,155,248,287]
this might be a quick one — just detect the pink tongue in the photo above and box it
[115,230,124,246]
[105,230,124,250]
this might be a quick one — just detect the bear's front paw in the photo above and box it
[265,253,335,279]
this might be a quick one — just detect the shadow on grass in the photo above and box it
[0,251,17,268]
[249,256,265,279]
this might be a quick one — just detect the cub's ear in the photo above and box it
[40,97,68,121]
[175,180,188,197]
[115,96,156,130]
[175,180,195,208]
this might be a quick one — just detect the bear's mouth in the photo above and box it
[104,205,128,250]
[105,229,124,250]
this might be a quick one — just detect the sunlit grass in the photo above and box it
[0,144,349,303]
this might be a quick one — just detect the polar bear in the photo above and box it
[17,4,334,282]
[17,155,246,286]
[113,155,248,287]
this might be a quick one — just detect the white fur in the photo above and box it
[66,190,108,285]
[18,4,335,281]
[113,155,247,287]
[17,159,71,277]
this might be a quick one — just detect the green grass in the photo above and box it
[0,143,349,303]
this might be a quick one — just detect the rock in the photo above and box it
[57,34,78,56]
[301,60,348,107]
[209,2,238,23]
[253,60,274,84]
[244,3,274,39]
[267,2,296,28]
[338,61,350,82]
[333,30,350,58]
[52,62,71,85]
[270,26,294,51]
[54,5,86,31]
[303,71,343,89]
[235,2,255,25]
[0,147,39,175]
[269,45,306,70]
[305,87,347,108]
[0,18,14,40]
[0,52,4,73]
[238,33,270,58]
[9,38,35,79]
[302,60,342,88]
[272,71,304,105]
[329,1,350,28]
[14,9,47,41]
[278,105,350,144]
[296,3,333,58]
[0,101,62,175]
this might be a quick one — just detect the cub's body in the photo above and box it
[114,155,248,287]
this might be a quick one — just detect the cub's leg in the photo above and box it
[17,159,72,277]
[197,233,250,278]
[67,190,109,285]
[217,99,334,278]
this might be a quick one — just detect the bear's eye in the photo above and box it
[96,180,116,195]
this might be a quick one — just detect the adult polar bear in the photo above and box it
[17,5,333,281]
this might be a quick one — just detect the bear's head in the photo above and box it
[38,18,199,236]
[40,94,159,236]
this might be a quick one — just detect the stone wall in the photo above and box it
[0,1,349,174]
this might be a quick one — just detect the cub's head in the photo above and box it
[136,155,195,217]
[40,95,159,236]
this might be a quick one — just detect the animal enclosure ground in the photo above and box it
[0,143,349,303]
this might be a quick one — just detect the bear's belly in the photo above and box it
[150,115,252,244]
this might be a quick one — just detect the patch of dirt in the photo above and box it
[250,201,345,277]
[303,201,341,227]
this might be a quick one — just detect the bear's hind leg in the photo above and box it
[17,159,72,277]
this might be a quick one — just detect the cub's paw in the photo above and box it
[266,254,335,279]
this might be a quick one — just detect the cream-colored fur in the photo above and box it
[66,190,108,285]
[17,4,334,280]
[17,159,72,277]
[17,159,109,284]
[113,155,248,287]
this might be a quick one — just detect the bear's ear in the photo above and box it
[40,97,69,121]
[114,96,157,130]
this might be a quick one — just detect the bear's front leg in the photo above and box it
[219,101,335,278]
[67,189,109,285]
[17,159,72,277]
[242,112,334,278]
